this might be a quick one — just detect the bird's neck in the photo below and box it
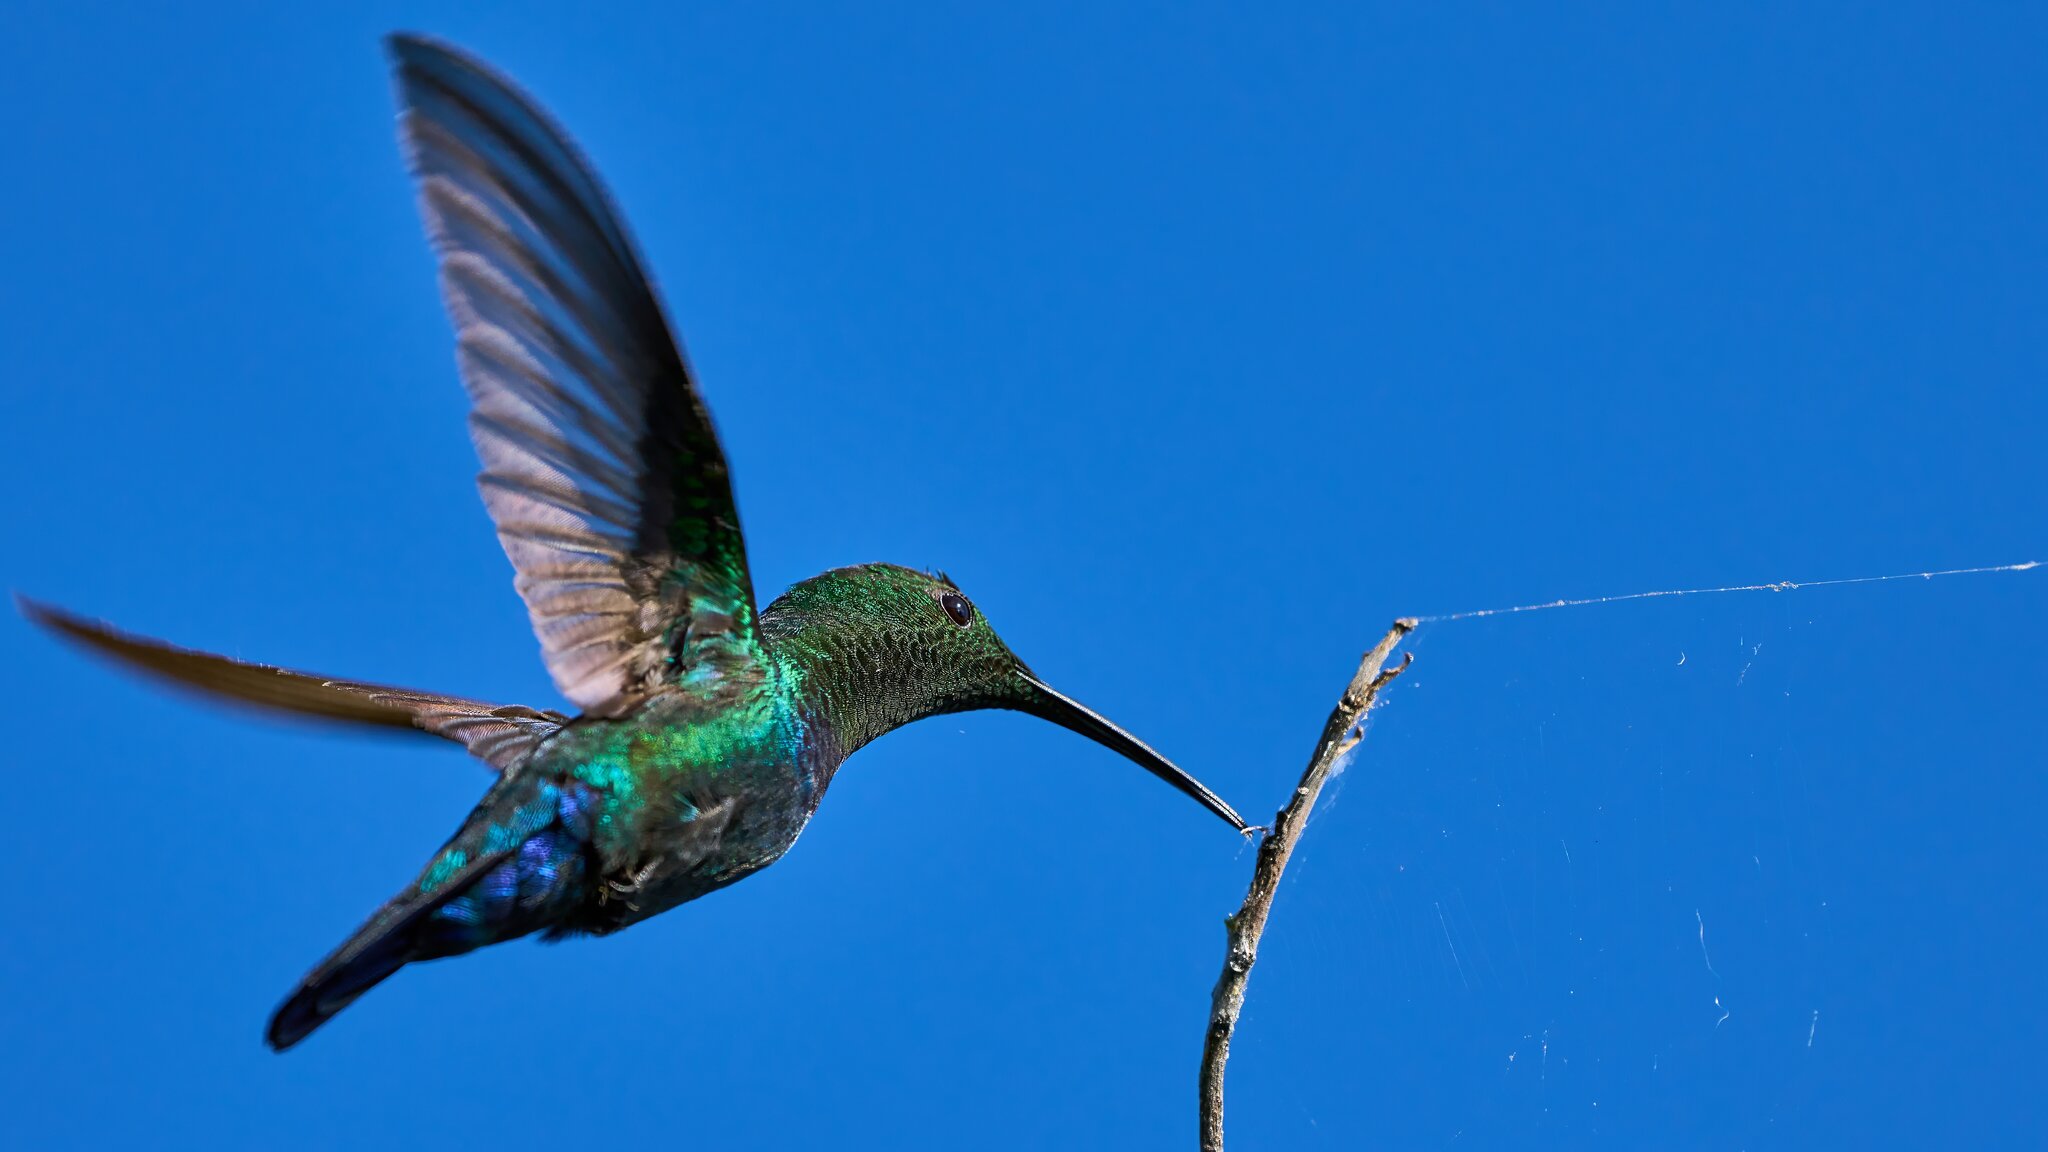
[760,611,966,761]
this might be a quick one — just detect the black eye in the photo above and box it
[940,591,974,627]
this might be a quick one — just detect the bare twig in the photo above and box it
[1199,619,1415,1151]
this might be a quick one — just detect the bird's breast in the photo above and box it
[548,694,821,931]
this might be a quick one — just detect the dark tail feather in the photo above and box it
[266,846,517,1051]
[267,918,418,1051]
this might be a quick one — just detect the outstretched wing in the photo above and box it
[20,598,563,771]
[389,34,759,714]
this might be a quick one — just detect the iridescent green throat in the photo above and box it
[758,564,1031,758]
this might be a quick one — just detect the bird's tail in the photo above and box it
[267,775,601,1050]
[266,886,465,1051]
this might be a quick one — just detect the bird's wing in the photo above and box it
[388,34,759,716]
[19,598,563,771]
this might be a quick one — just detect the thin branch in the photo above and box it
[1199,619,1415,1152]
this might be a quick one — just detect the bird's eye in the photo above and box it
[940,591,974,627]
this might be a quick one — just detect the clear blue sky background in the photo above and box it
[3,4,2042,1148]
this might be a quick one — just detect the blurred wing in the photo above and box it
[389,34,758,713]
[21,598,563,771]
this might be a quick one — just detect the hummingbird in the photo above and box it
[20,34,1247,1051]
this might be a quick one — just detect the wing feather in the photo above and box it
[389,34,759,713]
[20,598,562,771]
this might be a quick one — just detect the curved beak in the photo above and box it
[1015,674,1247,832]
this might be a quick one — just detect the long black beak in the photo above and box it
[1014,674,1247,832]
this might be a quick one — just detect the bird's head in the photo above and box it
[758,563,1246,831]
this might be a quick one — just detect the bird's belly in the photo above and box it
[586,774,818,932]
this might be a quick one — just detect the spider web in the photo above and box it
[1221,563,2042,1147]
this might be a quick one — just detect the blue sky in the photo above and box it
[2,4,2042,1148]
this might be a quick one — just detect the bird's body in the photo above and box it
[353,563,986,955]
[24,34,1246,1051]
[264,670,812,1046]
[401,661,810,943]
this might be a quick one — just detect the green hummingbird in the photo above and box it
[20,34,1246,1051]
